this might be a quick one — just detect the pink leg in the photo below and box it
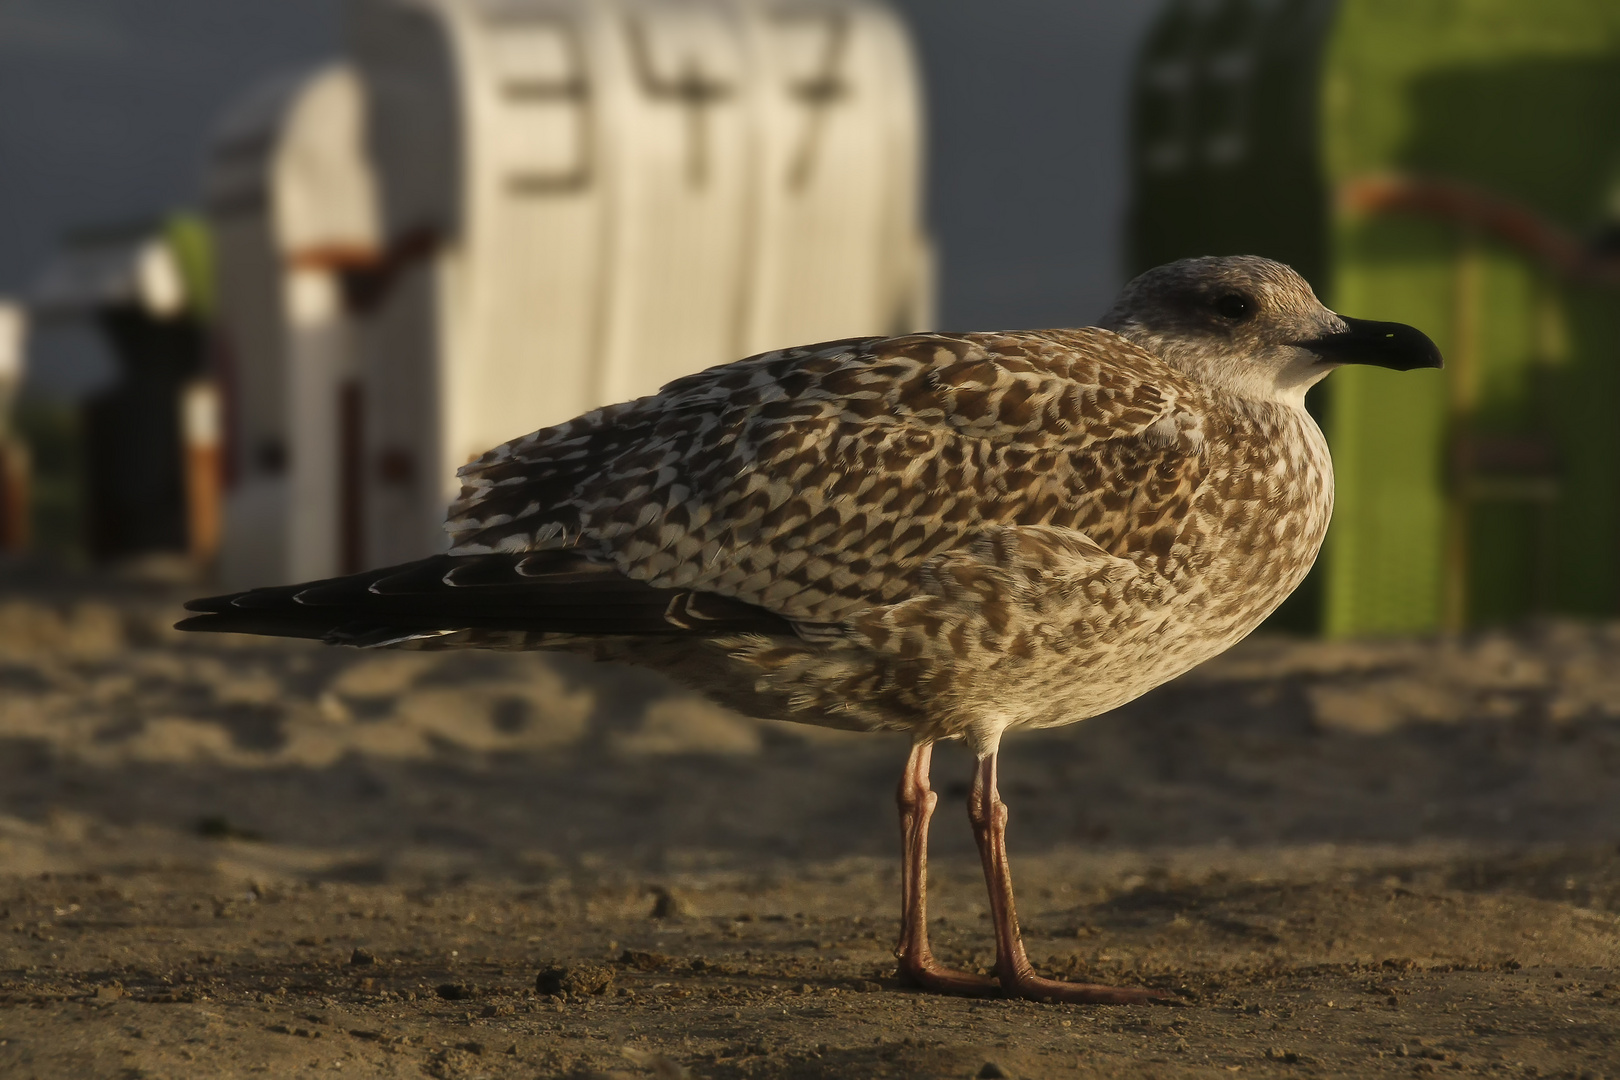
[968,752,1179,1006]
[894,740,998,995]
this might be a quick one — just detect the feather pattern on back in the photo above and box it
[438,328,1331,745]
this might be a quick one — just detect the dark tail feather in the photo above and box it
[176,552,793,645]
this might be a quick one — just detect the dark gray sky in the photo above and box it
[0,0,341,289]
[0,0,1160,387]
[890,0,1162,329]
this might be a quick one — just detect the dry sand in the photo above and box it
[1,570,1618,1078]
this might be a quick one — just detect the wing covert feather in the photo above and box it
[448,329,1212,624]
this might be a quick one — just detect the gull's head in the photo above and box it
[1099,255,1442,406]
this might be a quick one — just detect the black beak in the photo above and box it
[1297,316,1444,372]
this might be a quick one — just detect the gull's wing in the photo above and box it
[449,329,1212,626]
[178,330,1210,650]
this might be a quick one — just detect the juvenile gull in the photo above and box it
[180,256,1441,1005]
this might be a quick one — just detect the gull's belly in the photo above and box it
[1009,495,1332,730]
[1012,593,1273,730]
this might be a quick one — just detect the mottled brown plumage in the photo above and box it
[437,260,1343,753]
[180,255,1441,1005]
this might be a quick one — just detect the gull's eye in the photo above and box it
[1214,293,1253,321]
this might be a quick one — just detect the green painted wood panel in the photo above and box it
[1127,0,1620,634]
[1323,217,1452,636]
[1320,0,1620,634]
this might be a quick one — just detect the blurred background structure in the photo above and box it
[1130,0,1620,635]
[28,216,218,566]
[208,0,932,583]
[2,0,1619,637]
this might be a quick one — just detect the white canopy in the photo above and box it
[347,0,931,568]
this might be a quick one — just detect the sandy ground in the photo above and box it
[1,569,1618,1078]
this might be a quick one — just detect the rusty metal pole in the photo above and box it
[181,379,222,565]
[0,301,27,553]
